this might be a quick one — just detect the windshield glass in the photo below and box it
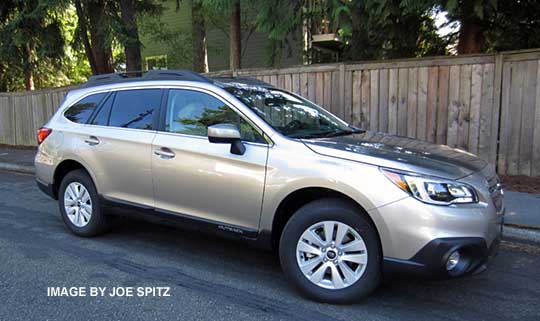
[223,84,355,138]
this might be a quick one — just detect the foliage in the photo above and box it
[0,0,68,90]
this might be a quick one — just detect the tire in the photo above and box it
[279,198,381,304]
[58,169,109,237]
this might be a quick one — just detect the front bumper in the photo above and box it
[383,236,501,278]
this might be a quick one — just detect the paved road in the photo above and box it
[0,170,539,321]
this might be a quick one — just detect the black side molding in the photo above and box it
[99,195,259,240]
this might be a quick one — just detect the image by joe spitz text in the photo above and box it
[47,286,171,297]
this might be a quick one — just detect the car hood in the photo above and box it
[302,132,488,180]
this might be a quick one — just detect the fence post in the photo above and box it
[492,53,504,172]
[338,63,346,119]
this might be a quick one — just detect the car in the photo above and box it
[35,69,504,304]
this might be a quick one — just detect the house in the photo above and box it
[138,0,303,71]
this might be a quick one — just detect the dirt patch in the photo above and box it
[501,175,540,194]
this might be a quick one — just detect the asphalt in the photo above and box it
[0,170,540,321]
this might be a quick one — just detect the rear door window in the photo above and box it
[64,92,107,124]
[108,89,161,130]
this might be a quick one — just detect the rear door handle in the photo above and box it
[84,136,100,146]
[154,148,175,159]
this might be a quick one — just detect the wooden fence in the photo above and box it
[1,50,540,176]
[0,87,72,146]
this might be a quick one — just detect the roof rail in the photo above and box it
[212,76,272,87]
[143,70,211,83]
[82,69,211,88]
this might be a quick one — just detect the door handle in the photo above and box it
[84,136,100,146]
[154,148,175,159]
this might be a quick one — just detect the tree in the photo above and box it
[119,0,142,71]
[191,0,208,72]
[256,0,447,63]
[439,0,540,53]
[0,1,66,90]
[74,0,114,74]
[229,0,241,70]
[203,0,243,70]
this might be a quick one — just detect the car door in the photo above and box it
[77,88,162,207]
[151,88,269,233]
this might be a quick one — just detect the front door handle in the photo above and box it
[84,136,100,146]
[154,148,175,159]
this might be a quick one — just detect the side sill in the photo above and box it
[99,195,260,241]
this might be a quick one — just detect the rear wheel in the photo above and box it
[58,169,109,237]
[279,198,381,304]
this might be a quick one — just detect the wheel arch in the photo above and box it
[269,187,382,252]
[52,159,96,199]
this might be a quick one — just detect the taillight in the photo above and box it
[37,127,52,145]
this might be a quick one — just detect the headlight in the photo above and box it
[381,169,478,205]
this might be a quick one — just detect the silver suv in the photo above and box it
[35,70,504,303]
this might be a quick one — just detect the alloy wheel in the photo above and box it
[296,220,368,290]
[64,182,92,228]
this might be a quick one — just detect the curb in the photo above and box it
[0,162,35,175]
[503,226,540,245]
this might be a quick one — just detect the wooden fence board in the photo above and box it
[388,68,398,135]
[426,66,438,143]
[458,64,472,150]
[478,63,495,161]
[343,71,353,123]
[360,70,370,129]
[0,96,14,145]
[370,69,379,132]
[417,67,428,141]
[508,62,527,174]
[378,69,389,133]
[518,60,538,175]
[447,65,461,147]
[316,72,324,107]
[436,66,450,144]
[352,71,361,127]
[407,68,418,138]
[397,68,408,136]
[533,61,540,176]
[498,61,512,174]
[469,64,483,155]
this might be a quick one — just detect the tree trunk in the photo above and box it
[75,0,98,74]
[120,0,142,72]
[80,0,114,75]
[457,19,485,54]
[229,0,241,70]
[24,69,34,91]
[191,1,208,73]
[23,44,34,91]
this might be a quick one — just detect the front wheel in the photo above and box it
[58,169,109,237]
[279,198,381,304]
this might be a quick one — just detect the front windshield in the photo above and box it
[223,84,356,138]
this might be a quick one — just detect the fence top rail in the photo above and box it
[0,85,80,97]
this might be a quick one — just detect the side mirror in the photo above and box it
[208,123,246,155]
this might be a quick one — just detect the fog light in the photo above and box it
[446,251,460,271]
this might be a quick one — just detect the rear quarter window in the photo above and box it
[64,92,107,124]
